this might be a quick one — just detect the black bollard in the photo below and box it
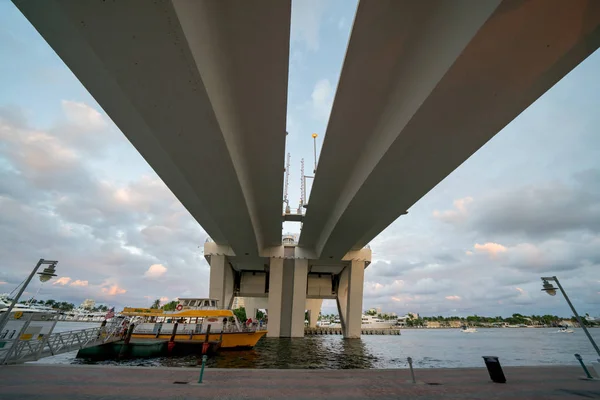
[482,356,507,383]
[118,323,135,359]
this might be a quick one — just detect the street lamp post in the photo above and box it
[0,259,58,332]
[541,276,600,358]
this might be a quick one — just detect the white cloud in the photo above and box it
[311,79,334,121]
[70,280,88,287]
[53,277,71,286]
[159,296,169,303]
[445,295,461,301]
[61,100,106,129]
[291,0,326,51]
[145,264,167,278]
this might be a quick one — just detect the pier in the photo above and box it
[305,327,401,336]
[0,364,597,399]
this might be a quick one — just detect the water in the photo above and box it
[33,325,600,369]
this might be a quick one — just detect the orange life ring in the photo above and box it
[176,304,183,311]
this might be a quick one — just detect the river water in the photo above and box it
[33,323,600,369]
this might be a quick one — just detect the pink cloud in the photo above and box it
[70,280,88,287]
[101,285,126,296]
[474,242,507,258]
[433,197,473,223]
[445,295,461,301]
[144,264,167,278]
[53,277,71,286]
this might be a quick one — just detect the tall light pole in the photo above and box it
[541,276,600,358]
[0,259,58,332]
[311,133,318,173]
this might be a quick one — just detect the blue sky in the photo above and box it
[0,0,599,318]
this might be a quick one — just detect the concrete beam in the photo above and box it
[300,0,600,259]
[14,0,291,257]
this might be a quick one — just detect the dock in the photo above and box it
[305,327,401,335]
[0,364,598,399]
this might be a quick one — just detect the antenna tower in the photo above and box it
[284,153,291,214]
[299,158,305,213]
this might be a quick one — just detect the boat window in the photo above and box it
[203,300,209,307]
[182,300,189,306]
[190,300,198,307]
[210,300,216,307]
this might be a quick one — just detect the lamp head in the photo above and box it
[312,133,318,139]
[38,264,57,283]
[541,278,557,296]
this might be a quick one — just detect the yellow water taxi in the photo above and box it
[121,298,266,349]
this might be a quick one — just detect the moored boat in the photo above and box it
[461,325,477,333]
[121,298,266,349]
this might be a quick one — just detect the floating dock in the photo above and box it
[305,328,401,335]
[77,338,220,360]
[0,364,596,399]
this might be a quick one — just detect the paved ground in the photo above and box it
[0,364,598,399]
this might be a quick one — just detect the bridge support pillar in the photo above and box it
[337,260,365,338]
[305,299,323,328]
[267,258,308,337]
[208,255,235,309]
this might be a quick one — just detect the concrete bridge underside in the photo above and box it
[13,0,600,339]
[205,242,370,338]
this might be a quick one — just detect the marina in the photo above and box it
[305,327,401,336]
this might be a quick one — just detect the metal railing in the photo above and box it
[1,321,123,364]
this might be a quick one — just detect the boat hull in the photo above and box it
[131,330,267,349]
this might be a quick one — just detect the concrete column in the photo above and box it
[337,261,365,338]
[208,255,234,309]
[305,299,323,327]
[244,297,268,320]
[267,258,284,337]
[290,259,308,337]
[267,258,308,338]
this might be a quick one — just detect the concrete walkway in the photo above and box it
[0,364,598,399]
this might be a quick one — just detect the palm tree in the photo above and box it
[150,299,161,309]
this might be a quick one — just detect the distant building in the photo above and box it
[231,297,245,310]
[80,299,95,310]
[409,312,420,319]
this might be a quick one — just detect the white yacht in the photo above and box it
[361,315,395,329]
[327,315,395,329]
[461,325,477,333]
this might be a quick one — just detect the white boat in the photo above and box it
[557,327,574,333]
[461,326,477,333]
[326,315,395,329]
[361,315,395,329]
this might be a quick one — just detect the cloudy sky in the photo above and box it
[1,1,599,317]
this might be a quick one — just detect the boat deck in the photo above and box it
[0,364,597,399]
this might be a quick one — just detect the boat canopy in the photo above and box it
[121,307,234,318]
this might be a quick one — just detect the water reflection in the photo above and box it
[209,337,377,369]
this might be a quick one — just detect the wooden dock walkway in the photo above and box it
[0,364,597,399]
[305,327,401,335]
